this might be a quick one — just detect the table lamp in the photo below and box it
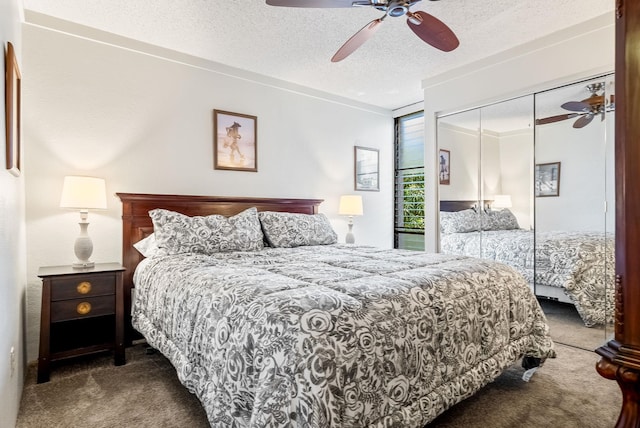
[338,195,363,244]
[60,176,107,268]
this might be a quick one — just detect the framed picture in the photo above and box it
[354,146,379,191]
[535,162,561,197]
[439,149,450,185]
[5,42,21,177]
[213,110,257,172]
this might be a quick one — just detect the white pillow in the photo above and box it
[133,234,159,258]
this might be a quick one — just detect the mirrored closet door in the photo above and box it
[437,96,534,289]
[533,74,615,350]
[437,75,614,351]
[437,108,482,259]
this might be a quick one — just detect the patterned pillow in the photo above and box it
[440,209,481,234]
[259,211,338,248]
[149,207,264,255]
[484,208,520,230]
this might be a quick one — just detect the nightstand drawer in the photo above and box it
[51,295,115,322]
[51,275,115,301]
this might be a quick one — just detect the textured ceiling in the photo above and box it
[23,0,614,110]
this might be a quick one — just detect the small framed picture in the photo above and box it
[439,149,450,185]
[354,146,379,191]
[213,110,257,172]
[535,162,561,197]
[5,42,21,177]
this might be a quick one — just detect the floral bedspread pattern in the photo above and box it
[133,245,555,428]
[440,230,614,326]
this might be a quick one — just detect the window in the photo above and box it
[394,111,425,250]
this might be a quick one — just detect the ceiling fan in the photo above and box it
[265,0,459,62]
[536,82,615,129]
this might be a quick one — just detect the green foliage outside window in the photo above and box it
[402,172,424,231]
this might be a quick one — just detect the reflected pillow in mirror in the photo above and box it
[440,209,481,234]
[484,208,520,230]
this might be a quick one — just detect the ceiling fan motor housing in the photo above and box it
[388,4,408,16]
[374,0,422,17]
[587,82,605,95]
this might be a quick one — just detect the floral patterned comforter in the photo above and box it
[440,230,614,326]
[132,245,555,427]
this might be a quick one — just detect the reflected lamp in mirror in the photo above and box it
[338,195,363,244]
[60,176,107,268]
[491,194,513,210]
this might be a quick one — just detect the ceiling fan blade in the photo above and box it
[535,113,579,125]
[573,113,595,128]
[266,0,356,7]
[561,101,590,112]
[406,11,459,52]
[331,18,383,62]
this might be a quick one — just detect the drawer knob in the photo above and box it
[77,281,92,294]
[76,302,92,315]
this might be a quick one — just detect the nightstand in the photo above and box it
[37,263,126,383]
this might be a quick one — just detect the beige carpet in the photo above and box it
[17,339,621,428]
[539,298,613,351]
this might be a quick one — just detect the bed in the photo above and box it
[439,201,615,327]
[118,193,555,427]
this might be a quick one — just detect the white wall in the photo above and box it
[437,122,480,201]
[499,130,534,229]
[0,0,26,426]
[422,13,615,252]
[481,132,502,198]
[22,22,394,363]
[535,114,608,232]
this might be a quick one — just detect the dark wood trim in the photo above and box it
[116,193,324,343]
[439,200,493,212]
[440,200,479,212]
[595,1,640,426]
[37,277,51,383]
[114,270,125,365]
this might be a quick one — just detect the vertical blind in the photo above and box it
[394,111,425,251]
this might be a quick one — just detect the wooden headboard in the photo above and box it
[116,193,323,341]
[440,200,485,212]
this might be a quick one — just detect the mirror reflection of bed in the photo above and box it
[436,75,615,351]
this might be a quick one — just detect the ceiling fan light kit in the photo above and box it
[266,0,460,62]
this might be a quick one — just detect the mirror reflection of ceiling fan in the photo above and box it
[266,0,459,62]
[536,82,615,129]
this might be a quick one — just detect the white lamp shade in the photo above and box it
[492,194,512,209]
[338,195,363,216]
[60,176,108,210]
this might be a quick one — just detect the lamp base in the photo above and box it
[72,261,95,269]
[72,220,94,269]
[345,221,355,244]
